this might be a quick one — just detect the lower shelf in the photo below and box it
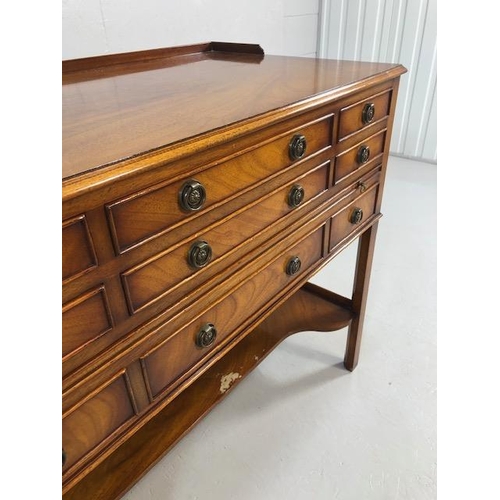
[63,282,354,500]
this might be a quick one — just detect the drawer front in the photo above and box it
[334,130,386,184]
[62,285,114,359]
[106,115,333,253]
[62,215,98,283]
[62,370,137,472]
[329,184,379,251]
[338,90,391,141]
[121,163,329,314]
[140,225,325,401]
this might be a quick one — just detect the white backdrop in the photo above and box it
[62,0,321,60]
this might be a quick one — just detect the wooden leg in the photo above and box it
[344,222,379,371]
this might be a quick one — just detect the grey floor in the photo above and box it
[122,156,437,500]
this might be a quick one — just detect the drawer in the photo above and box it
[140,225,325,401]
[338,89,391,141]
[121,163,329,314]
[334,130,386,185]
[106,115,333,253]
[62,285,114,360]
[62,215,98,283]
[62,370,138,473]
[329,183,379,251]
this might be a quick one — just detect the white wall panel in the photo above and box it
[319,0,437,163]
[284,14,319,56]
[343,0,366,60]
[62,0,108,58]
[361,0,385,61]
[285,0,319,16]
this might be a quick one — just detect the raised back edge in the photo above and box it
[62,42,264,74]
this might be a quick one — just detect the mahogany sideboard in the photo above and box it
[62,42,406,499]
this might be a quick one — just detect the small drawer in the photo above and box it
[106,115,333,253]
[329,184,379,251]
[62,215,97,283]
[121,163,329,314]
[140,225,325,401]
[62,370,137,473]
[62,286,114,360]
[334,130,386,184]
[338,90,391,141]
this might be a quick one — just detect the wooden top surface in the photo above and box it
[62,43,406,181]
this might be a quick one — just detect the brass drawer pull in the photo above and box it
[188,240,212,268]
[286,256,302,276]
[288,184,305,208]
[289,134,307,161]
[362,102,375,124]
[350,207,364,224]
[357,145,370,165]
[357,181,367,193]
[179,180,206,211]
[196,323,217,348]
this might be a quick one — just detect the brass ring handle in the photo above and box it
[357,145,370,165]
[288,184,305,208]
[289,134,307,161]
[362,102,375,124]
[350,207,364,224]
[357,181,367,193]
[188,240,212,268]
[286,256,302,276]
[196,323,217,348]
[179,180,206,211]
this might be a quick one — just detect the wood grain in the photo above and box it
[63,43,405,179]
[62,43,407,499]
